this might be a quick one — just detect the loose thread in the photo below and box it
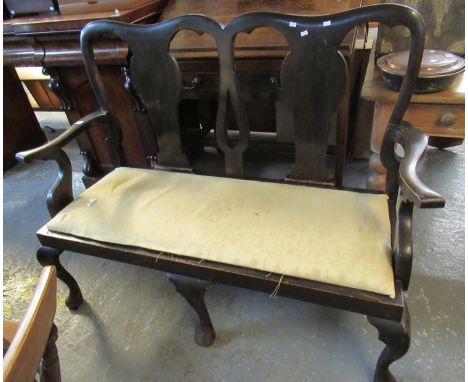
[198,259,204,264]
[155,252,162,263]
[265,272,272,278]
[270,275,284,298]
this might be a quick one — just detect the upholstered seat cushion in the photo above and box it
[47,167,395,297]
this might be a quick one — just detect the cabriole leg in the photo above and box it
[167,273,216,347]
[37,246,83,310]
[367,302,410,382]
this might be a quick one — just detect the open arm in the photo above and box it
[16,110,108,163]
[382,121,445,209]
[15,110,108,217]
[396,122,445,208]
[381,121,445,290]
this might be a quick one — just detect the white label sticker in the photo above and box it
[289,21,297,27]
[323,20,331,26]
[87,198,97,207]
[300,30,308,37]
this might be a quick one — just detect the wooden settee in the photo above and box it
[16,4,445,381]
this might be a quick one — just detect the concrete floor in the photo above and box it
[3,113,464,382]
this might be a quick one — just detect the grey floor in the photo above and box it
[3,113,465,382]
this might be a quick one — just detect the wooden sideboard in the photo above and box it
[163,0,361,58]
[4,1,168,179]
[361,45,465,191]
[4,0,364,186]
[4,66,47,170]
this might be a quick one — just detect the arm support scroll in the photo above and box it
[394,199,414,290]
[381,121,445,209]
[15,110,108,217]
[15,110,108,163]
[382,122,444,290]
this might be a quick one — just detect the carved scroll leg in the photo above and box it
[167,273,216,347]
[37,247,83,310]
[367,302,410,382]
[40,323,61,382]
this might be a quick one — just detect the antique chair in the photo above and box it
[3,266,61,382]
[16,4,445,381]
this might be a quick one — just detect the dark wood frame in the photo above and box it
[16,4,445,381]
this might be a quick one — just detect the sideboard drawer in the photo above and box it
[373,103,464,151]
[404,103,465,137]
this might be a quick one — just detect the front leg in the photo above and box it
[167,273,216,346]
[37,247,83,310]
[367,302,410,382]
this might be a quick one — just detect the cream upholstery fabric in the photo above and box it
[47,167,395,297]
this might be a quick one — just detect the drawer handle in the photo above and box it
[439,112,456,126]
[183,76,201,90]
[270,77,281,90]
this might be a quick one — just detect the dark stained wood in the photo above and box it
[42,67,72,110]
[3,1,167,35]
[77,9,356,179]
[80,150,99,177]
[380,122,445,284]
[59,66,157,172]
[57,0,152,16]
[161,0,362,59]
[14,5,445,381]
[221,13,349,180]
[3,0,363,185]
[3,0,167,179]
[167,274,216,346]
[18,5,431,319]
[381,121,445,210]
[394,200,413,291]
[36,246,83,310]
[15,109,108,215]
[36,225,404,321]
[3,39,130,67]
[368,302,411,382]
[3,66,47,170]
[159,0,365,181]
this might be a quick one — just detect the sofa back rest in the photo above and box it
[80,4,424,186]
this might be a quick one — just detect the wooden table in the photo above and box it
[361,46,465,191]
